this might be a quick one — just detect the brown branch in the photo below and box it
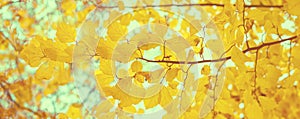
[244,4,283,8]
[97,3,283,9]
[138,35,298,64]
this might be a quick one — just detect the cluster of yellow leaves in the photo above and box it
[95,58,179,113]
[91,1,300,118]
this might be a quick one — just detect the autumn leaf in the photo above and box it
[35,61,55,80]
[131,61,143,72]
[231,46,251,71]
[245,101,263,119]
[144,93,159,109]
[9,79,32,105]
[55,22,76,43]
[61,0,76,16]
[66,104,83,119]
[201,65,210,75]
[107,22,127,41]
[159,87,173,106]
[166,68,179,82]
[285,0,300,16]
[20,37,45,67]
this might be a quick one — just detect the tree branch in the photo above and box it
[97,3,283,9]
[138,35,298,64]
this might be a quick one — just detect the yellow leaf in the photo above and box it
[56,22,76,43]
[166,68,179,82]
[235,73,251,90]
[257,64,280,89]
[214,99,234,114]
[144,94,159,109]
[103,87,141,107]
[96,39,115,59]
[292,45,300,68]
[264,20,275,34]
[139,44,159,51]
[122,105,136,113]
[180,90,193,111]
[100,59,113,75]
[286,0,300,16]
[119,94,141,108]
[134,73,145,83]
[56,113,68,119]
[245,101,263,119]
[168,80,179,89]
[247,9,268,25]
[35,62,54,80]
[20,37,44,67]
[118,113,132,119]
[117,1,125,10]
[107,22,127,41]
[9,79,32,105]
[65,44,75,57]
[188,35,203,46]
[131,61,143,72]
[181,109,198,119]
[117,69,129,79]
[159,87,173,106]
[201,65,210,75]
[76,5,95,23]
[24,36,71,63]
[231,46,251,71]
[98,112,116,119]
[52,64,73,85]
[94,100,114,115]
[44,82,59,96]
[113,43,136,63]
[95,71,114,86]
[43,47,71,63]
[137,109,144,114]
[236,0,244,12]
[206,39,225,56]
[132,9,150,24]
[61,0,76,16]
[119,13,132,26]
[149,68,165,83]
[169,19,178,30]
[235,28,244,45]
[258,96,277,110]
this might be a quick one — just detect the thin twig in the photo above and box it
[96,3,283,9]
